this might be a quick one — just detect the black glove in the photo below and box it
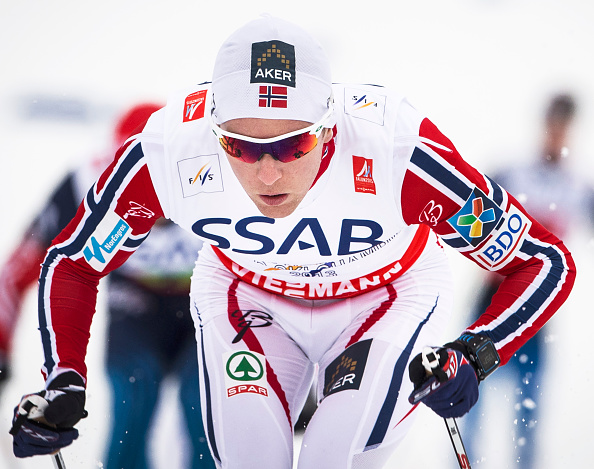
[10,371,88,458]
[41,371,88,428]
[11,406,79,458]
[408,333,500,418]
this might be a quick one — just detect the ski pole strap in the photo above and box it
[9,400,35,436]
[9,393,49,435]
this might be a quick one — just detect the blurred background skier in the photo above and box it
[0,102,215,469]
[462,93,594,467]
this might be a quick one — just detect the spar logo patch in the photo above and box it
[323,339,372,398]
[224,351,269,398]
[251,41,296,87]
[447,187,503,247]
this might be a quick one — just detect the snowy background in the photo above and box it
[1,0,594,467]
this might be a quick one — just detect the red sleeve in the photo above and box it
[39,139,164,383]
[401,118,576,365]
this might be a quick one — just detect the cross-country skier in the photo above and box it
[10,15,575,468]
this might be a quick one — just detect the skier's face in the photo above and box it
[219,118,332,218]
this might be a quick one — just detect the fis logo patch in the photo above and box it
[83,211,131,271]
[323,339,372,398]
[352,155,377,194]
[177,154,224,197]
[183,90,207,122]
[224,351,269,398]
[448,188,503,247]
[251,41,296,87]
[345,88,386,125]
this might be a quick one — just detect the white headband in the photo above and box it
[212,15,333,125]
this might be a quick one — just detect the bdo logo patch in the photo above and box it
[470,204,531,271]
[323,339,372,398]
[250,41,296,87]
[448,187,503,247]
[224,351,269,398]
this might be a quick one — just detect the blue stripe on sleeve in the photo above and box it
[442,236,470,249]
[410,148,472,201]
[486,175,504,206]
[60,144,145,257]
[489,241,565,343]
[38,143,146,377]
[123,232,149,248]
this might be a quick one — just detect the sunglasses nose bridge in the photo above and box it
[258,142,278,161]
[255,151,284,186]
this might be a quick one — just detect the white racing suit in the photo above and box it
[37,83,575,468]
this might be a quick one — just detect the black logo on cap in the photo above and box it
[251,41,296,88]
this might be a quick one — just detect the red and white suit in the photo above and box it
[37,83,575,468]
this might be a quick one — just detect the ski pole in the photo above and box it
[408,348,473,468]
[52,450,67,469]
[444,417,471,469]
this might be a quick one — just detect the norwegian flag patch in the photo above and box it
[259,86,287,108]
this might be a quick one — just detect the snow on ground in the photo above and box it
[1,1,594,467]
